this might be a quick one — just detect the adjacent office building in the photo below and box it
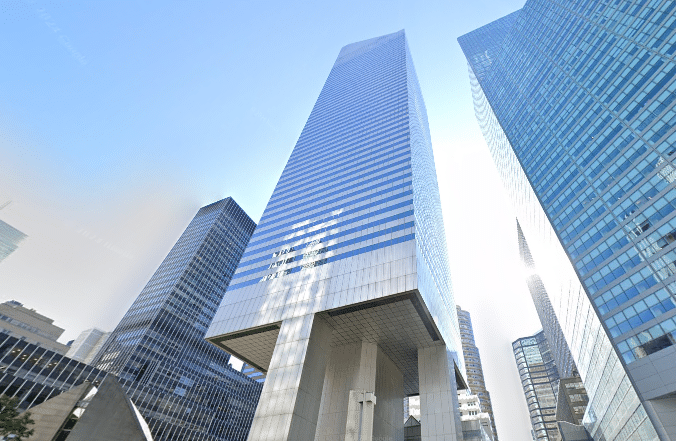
[0,300,70,355]
[519,218,592,439]
[206,31,466,441]
[458,389,496,441]
[0,218,26,264]
[460,2,676,439]
[556,377,590,428]
[0,330,108,412]
[517,223,577,379]
[93,198,262,441]
[66,328,110,365]
[457,306,498,440]
[557,377,593,441]
[513,331,561,441]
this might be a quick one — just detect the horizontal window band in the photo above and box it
[227,233,415,292]
[262,156,411,219]
[233,218,414,280]
[246,181,413,250]
[290,81,407,152]
[246,195,412,253]
[281,125,410,180]
[274,134,409,194]
[290,99,408,159]
[239,200,413,267]
[266,143,410,208]
[259,167,412,226]
[242,196,414,265]
[272,138,409,201]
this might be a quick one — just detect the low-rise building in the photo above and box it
[458,389,495,441]
[0,300,69,355]
[0,330,108,411]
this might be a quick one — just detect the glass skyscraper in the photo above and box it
[513,331,561,441]
[518,222,577,379]
[0,218,26,264]
[93,197,262,441]
[206,30,465,441]
[460,2,676,440]
[457,306,498,440]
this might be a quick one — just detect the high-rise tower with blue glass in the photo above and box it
[512,331,561,441]
[206,30,465,441]
[94,197,262,441]
[459,2,676,440]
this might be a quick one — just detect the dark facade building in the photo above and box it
[459,2,676,439]
[513,331,561,441]
[556,377,589,427]
[93,197,262,441]
[0,331,108,412]
[457,306,498,440]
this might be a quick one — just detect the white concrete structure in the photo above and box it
[458,390,495,441]
[66,328,110,365]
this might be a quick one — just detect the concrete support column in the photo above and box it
[345,390,377,441]
[644,396,676,441]
[247,314,333,441]
[316,341,378,441]
[418,345,463,441]
[373,346,404,441]
[315,341,404,441]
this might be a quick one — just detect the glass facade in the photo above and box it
[459,1,676,439]
[208,29,462,376]
[206,30,464,440]
[0,331,108,411]
[513,331,561,441]
[457,306,498,440]
[93,197,262,441]
[518,222,577,379]
[0,219,26,264]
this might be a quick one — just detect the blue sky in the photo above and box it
[1,1,539,439]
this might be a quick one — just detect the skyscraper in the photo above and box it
[517,223,576,378]
[519,220,592,439]
[0,218,26,264]
[513,331,561,441]
[457,305,498,440]
[459,2,676,439]
[206,30,465,441]
[66,328,110,365]
[94,197,262,441]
